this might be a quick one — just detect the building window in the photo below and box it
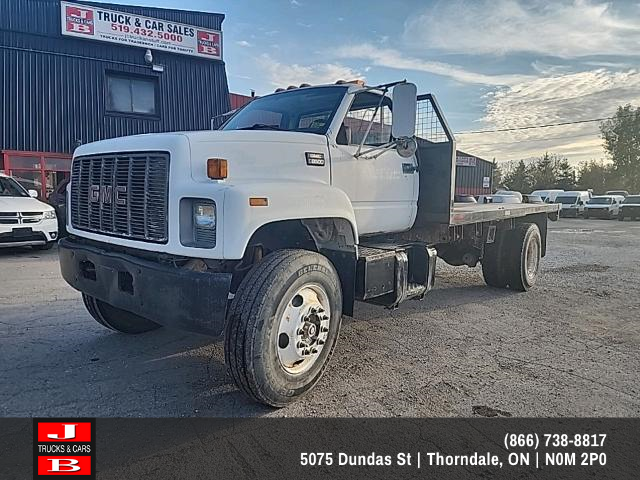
[106,73,158,116]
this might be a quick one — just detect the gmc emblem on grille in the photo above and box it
[89,185,127,206]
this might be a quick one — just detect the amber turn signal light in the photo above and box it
[207,158,228,179]
[249,197,269,207]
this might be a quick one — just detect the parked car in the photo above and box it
[531,189,564,203]
[47,178,69,237]
[619,195,640,221]
[0,173,58,249]
[454,194,477,203]
[584,195,624,219]
[605,190,629,198]
[494,190,523,202]
[555,191,591,217]
[522,194,545,204]
[477,194,521,204]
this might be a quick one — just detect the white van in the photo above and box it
[555,191,591,218]
[531,189,564,203]
[584,195,625,219]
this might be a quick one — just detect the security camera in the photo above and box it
[144,49,153,64]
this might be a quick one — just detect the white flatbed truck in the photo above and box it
[59,80,559,406]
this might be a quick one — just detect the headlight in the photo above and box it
[43,210,57,220]
[180,198,216,248]
[194,203,216,229]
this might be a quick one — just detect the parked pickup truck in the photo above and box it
[59,80,559,406]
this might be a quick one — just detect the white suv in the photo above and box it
[0,173,58,249]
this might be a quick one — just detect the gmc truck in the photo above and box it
[59,80,559,407]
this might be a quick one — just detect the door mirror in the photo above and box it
[28,189,39,198]
[392,83,417,139]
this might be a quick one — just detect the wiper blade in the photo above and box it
[237,123,284,131]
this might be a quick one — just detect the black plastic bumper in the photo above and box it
[59,238,232,336]
[586,209,613,218]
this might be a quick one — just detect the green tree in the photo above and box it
[530,152,557,190]
[491,158,503,190]
[503,160,532,193]
[577,160,616,193]
[555,157,576,190]
[600,105,640,191]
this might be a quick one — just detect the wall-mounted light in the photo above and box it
[144,49,153,64]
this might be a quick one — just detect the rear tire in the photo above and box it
[504,223,542,292]
[225,249,342,407]
[482,231,508,288]
[82,294,161,334]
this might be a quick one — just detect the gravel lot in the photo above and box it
[1,218,639,418]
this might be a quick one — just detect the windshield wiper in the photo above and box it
[237,123,284,131]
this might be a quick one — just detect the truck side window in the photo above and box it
[343,92,392,146]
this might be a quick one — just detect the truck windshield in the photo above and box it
[222,86,348,135]
[556,196,578,205]
[0,177,29,197]
[588,198,612,205]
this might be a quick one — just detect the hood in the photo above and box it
[185,130,331,184]
[0,196,53,213]
[73,130,331,184]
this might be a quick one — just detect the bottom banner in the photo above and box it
[0,418,638,479]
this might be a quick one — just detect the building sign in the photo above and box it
[456,155,477,167]
[483,176,491,188]
[60,1,222,60]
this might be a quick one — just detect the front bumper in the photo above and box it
[586,208,613,218]
[621,206,640,217]
[560,207,580,218]
[59,237,232,336]
[0,219,58,248]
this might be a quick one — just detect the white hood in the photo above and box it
[0,196,54,213]
[74,130,331,185]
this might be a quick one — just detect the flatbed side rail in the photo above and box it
[450,203,560,226]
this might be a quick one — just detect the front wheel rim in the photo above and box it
[277,283,331,375]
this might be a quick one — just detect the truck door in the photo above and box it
[330,91,418,235]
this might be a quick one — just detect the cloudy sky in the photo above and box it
[92,0,640,165]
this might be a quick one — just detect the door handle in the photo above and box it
[402,163,418,174]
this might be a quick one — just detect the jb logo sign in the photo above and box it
[33,419,96,479]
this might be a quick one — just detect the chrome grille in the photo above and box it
[70,152,169,243]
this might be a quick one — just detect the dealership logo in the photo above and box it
[65,6,95,35]
[197,31,221,56]
[33,419,96,478]
[89,185,127,206]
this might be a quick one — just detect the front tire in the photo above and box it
[82,294,161,334]
[225,249,342,407]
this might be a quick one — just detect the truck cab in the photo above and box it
[59,80,558,406]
